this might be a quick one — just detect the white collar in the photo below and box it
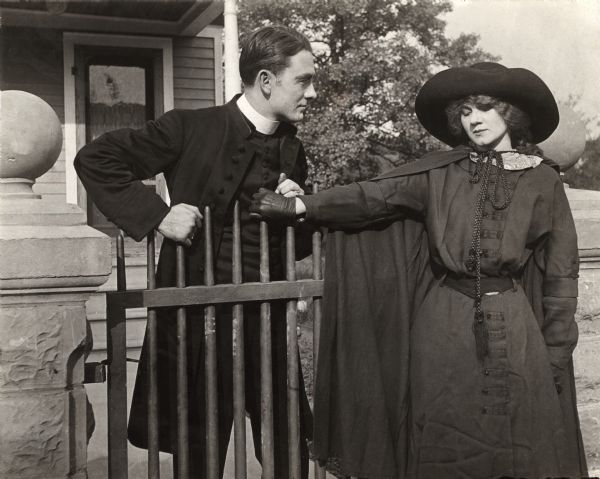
[469,151,543,171]
[237,94,280,135]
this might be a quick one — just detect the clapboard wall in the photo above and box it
[173,35,217,109]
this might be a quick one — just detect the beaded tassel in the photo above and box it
[466,151,512,360]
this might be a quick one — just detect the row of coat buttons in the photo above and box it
[481,387,509,397]
[481,229,503,239]
[481,405,508,415]
[223,157,275,185]
[483,368,507,377]
[482,368,509,415]
[465,249,500,271]
[481,210,506,220]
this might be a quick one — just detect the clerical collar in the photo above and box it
[237,94,280,135]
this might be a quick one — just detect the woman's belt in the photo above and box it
[442,275,517,299]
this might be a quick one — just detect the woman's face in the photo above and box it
[460,103,512,150]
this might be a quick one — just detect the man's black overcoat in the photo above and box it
[75,97,311,452]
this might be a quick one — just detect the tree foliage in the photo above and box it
[238,0,498,187]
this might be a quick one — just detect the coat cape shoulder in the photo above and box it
[312,148,586,478]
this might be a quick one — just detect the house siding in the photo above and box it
[173,36,216,109]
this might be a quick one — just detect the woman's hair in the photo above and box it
[445,95,538,152]
[239,26,312,86]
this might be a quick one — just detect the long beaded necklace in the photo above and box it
[466,150,512,360]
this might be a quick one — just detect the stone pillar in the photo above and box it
[567,186,600,473]
[0,91,111,478]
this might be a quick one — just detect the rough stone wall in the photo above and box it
[574,261,600,473]
[0,299,88,478]
[568,187,600,474]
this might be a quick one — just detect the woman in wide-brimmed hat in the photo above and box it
[251,62,588,478]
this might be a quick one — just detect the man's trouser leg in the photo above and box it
[173,304,234,479]
[244,301,311,479]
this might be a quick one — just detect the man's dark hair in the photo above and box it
[239,25,312,86]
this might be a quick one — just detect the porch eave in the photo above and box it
[0,0,224,37]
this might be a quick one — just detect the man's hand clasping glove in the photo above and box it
[250,188,297,222]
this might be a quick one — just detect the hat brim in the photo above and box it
[415,64,559,147]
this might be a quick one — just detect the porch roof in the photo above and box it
[0,0,223,37]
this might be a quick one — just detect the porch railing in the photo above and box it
[104,196,327,479]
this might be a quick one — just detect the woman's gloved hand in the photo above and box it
[250,188,297,222]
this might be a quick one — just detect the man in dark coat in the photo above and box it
[75,26,316,478]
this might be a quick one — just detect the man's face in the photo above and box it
[268,49,316,123]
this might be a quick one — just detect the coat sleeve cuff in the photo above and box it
[299,194,319,223]
[115,197,170,242]
[543,276,578,297]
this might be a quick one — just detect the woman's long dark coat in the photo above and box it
[307,147,587,478]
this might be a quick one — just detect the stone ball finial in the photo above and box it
[539,102,587,172]
[0,90,63,198]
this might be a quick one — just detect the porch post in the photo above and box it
[0,91,111,478]
[224,0,241,101]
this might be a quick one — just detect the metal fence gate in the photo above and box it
[104,200,327,479]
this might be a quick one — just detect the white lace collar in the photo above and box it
[469,151,543,171]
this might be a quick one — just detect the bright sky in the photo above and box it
[443,0,600,136]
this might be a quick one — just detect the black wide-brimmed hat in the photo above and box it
[414,62,559,146]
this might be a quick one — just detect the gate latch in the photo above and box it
[84,361,107,384]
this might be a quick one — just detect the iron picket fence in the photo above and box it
[104,196,328,479]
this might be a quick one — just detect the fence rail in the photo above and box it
[105,199,327,479]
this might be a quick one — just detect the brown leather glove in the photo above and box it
[250,188,297,222]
